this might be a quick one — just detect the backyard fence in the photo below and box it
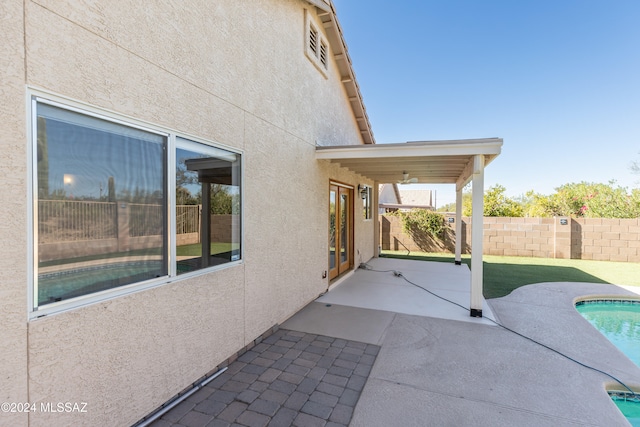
[38,200,117,243]
[38,200,202,262]
[177,205,200,234]
[381,214,640,263]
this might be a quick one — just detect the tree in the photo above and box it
[436,193,470,213]
[37,117,49,198]
[176,186,199,205]
[483,185,524,217]
[460,185,523,217]
[524,181,640,218]
[175,158,238,213]
[439,181,640,218]
[209,184,236,214]
[521,191,564,217]
[107,176,116,202]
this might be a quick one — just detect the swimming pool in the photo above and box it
[576,299,640,426]
[38,260,164,305]
[609,392,640,427]
[576,299,640,367]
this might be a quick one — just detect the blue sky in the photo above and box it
[332,0,640,207]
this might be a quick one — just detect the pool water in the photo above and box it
[38,261,164,305]
[576,300,640,367]
[576,299,640,426]
[610,395,640,427]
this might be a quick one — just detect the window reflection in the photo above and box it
[176,139,241,274]
[36,103,167,306]
[32,100,243,311]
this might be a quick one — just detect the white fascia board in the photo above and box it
[304,0,331,13]
[316,138,502,160]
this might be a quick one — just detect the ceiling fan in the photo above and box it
[397,171,418,184]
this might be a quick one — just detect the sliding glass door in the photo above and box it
[329,183,353,280]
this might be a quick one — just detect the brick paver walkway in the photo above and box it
[149,329,380,427]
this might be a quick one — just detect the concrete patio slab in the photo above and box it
[280,302,394,345]
[150,259,640,426]
[351,378,601,427]
[351,312,634,427]
[285,259,640,425]
[316,257,496,325]
[488,282,640,383]
[610,284,639,296]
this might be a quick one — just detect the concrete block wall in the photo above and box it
[572,218,640,262]
[381,214,640,262]
[479,216,567,258]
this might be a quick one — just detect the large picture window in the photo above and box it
[32,97,242,313]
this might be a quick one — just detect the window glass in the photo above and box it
[32,98,242,313]
[35,102,167,307]
[176,138,241,274]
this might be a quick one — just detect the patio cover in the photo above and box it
[316,138,503,317]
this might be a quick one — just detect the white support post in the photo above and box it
[455,186,463,265]
[470,154,485,317]
[373,181,380,258]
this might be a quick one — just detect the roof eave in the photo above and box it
[312,1,375,145]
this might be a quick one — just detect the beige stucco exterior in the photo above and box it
[0,0,376,425]
[1,1,29,426]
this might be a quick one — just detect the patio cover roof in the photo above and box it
[316,138,502,189]
[317,137,503,318]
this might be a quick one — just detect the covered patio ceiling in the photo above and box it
[316,138,502,188]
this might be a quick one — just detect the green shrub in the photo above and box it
[398,209,445,239]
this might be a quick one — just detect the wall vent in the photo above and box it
[305,9,329,77]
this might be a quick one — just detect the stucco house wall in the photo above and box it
[0,1,375,425]
[1,2,29,427]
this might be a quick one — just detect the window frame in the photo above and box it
[175,136,242,275]
[28,89,243,318]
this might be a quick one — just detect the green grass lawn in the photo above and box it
[176,242,239,256]
[381,250,640,299]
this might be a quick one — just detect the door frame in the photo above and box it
[328,181,354,280]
